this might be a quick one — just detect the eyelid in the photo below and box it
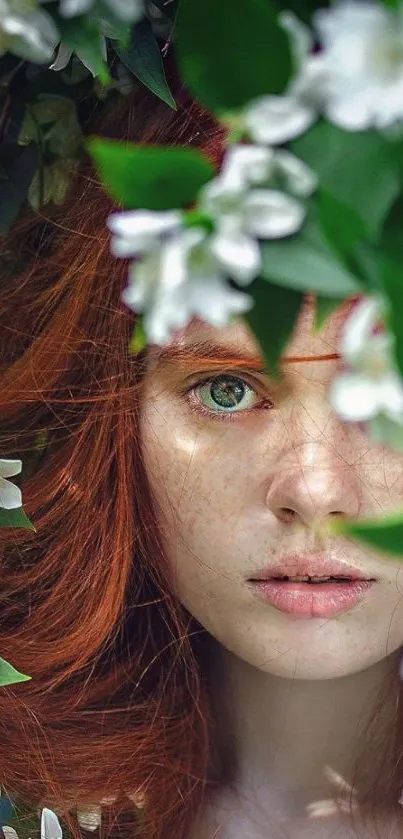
[180,367,270,390]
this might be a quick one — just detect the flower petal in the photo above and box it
[76,806,102,832]
[121,253,160,311]
[243,189,305,239]
[377,373,403,419]
[4,11,59,62]
[0,478,22,510]
[220,144,275,188]
[340,297,383,364]
[105,0,143,23]
[209,227,261,284]
[2,828,19,839]
[243,95,316,145]
[279,10,313,69]
[187,275,253,326]
[274,150,318,197]
[0,459,22,479]
[58,0,94,17]
[49,44,72,72]
[330,373,379,421]
[159,228,207,292]
[41,809,63,839]
[108,210,182,257]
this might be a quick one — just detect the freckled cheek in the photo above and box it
[364,456,403,511]
[140,404,251,536]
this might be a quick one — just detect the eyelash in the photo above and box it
[180,372,274,423]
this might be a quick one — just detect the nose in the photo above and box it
[265,441,362,527]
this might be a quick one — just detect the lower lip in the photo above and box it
[248,579,375,618]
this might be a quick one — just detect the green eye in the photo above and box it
[197,375,258,413]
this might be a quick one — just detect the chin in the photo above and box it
[219,633,384,681]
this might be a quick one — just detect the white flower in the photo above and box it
[234,11,318,147]
[121,226,253,346]
[310,1,403,131]
[108,209,183,258]
[330,297,403,447]
[2,828,19,839]
[76,806,102,832]
[199,148,312,283]
[242,94,316,146]
[41,809,63,839]
[0,0,59,63]
[0,459,22,510]
[58,0,143,23]
[220,144,317,197]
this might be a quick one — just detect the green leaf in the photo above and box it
[378,255,403,378]
[114,19,176,108]
[314,296,345,332]
[129,318,147,354]
[87,138,214,209]
[57,17,110,83]
[0,657,31,686]
[175,0,292,112]
[292,122,401,239]
[260,210,362,298]
[0,506,36,531]
[244,277,303,375]
[317,189,371,265]
[335,510,403,558]
[380,192,403,264]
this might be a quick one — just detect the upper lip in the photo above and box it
[248,555,377,581]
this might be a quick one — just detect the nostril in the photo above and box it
[278,507,298,523]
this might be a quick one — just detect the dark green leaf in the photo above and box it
[114,19,176,108]
[378,255,403,378]
[0,144,38,235]
[57,16,110,83]
[314,295,345,332]
[292,121,400,238]
[380,192,403,264]
[87,138,214,209]
[0,657,31,687]
[260,210,362,297]
[150,0,178,21]
[318,189,371,266]
[244,277,303,375]
[175,0,292,112]
[335,510,403,558]
[0,506,36,531]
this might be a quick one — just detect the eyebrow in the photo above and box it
[153,340,341,371]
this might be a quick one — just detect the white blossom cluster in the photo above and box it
[330,297,403,448]
[0,0,143,64]
[108,0,403,444]
[110,140,317,345]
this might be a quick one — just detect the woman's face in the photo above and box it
[140,301,403,679]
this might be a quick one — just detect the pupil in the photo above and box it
[210,376,245,408]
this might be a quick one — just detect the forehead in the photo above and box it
[166,298,349,361]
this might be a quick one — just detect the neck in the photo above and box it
[208,642,400,822]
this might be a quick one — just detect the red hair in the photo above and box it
[0,54,403,839]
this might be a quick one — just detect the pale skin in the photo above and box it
[140,300,403,838]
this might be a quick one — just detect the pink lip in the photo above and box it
[247,554,377,619]
[248,579,375,619]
